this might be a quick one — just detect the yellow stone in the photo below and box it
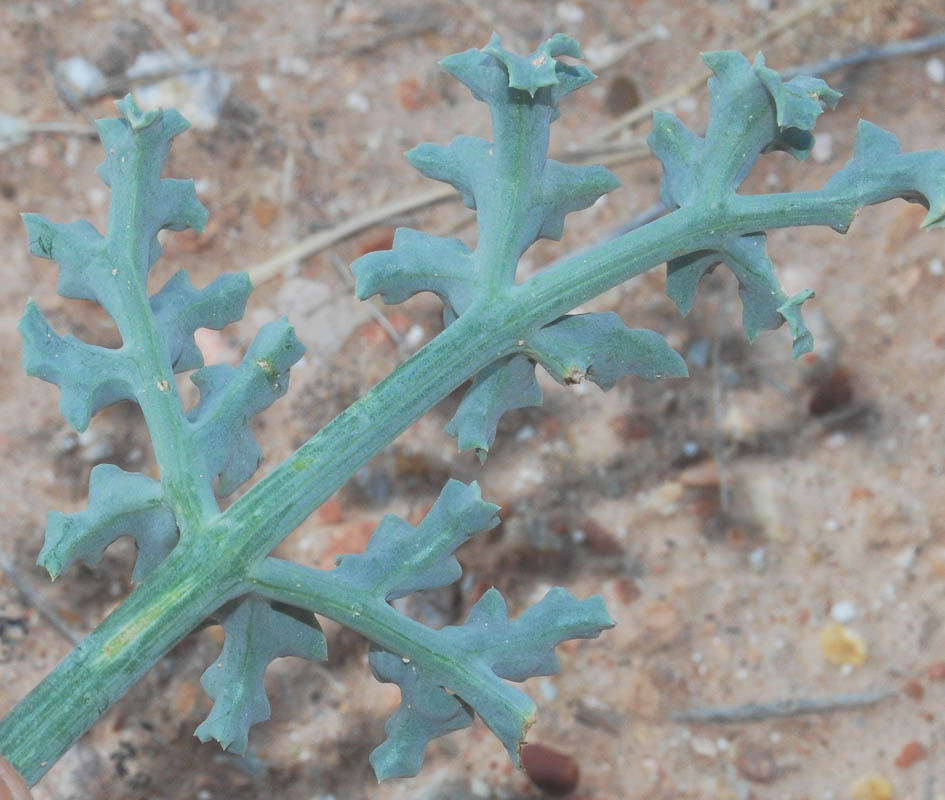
[820,623,868,667]
[850,774,894,800]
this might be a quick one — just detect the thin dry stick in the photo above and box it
[247,185,454,286]
[0,548,81,646]
[247,142,653,287]
[671,688,895,723]
[327,251,408,354]
[586,0,841,145]
[781,30,945,79]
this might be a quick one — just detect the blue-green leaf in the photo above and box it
[195,595,327,754]
[188,317,305,496]
[822,120,945,231]
[527,312,688,388]
[351,34,620,458]
[38,464,176,582]
[150,270,253,372]
[334,480,499,601]
[19,301,136,432]
[352,228,478,318]
[666,233,815,355]
[649,51,842,209]
[370,586,613,778]
[444,354,542,461]
[368,647,473,781]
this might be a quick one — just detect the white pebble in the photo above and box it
[57,57,106,96]
[690,736,717,758]
[345,91,370,114]
[894,547,916,569]
[404,324,425,348]
[926,57,945,85]
[812,132,834,163]
[829,601,856,623]
[515,425,535,442]
[748,547,766,571]
[930,258,944,277]
[555,2,585,23]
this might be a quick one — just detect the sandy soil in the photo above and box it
[1,1,945,798]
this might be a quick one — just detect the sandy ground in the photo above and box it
[1,1,945,798]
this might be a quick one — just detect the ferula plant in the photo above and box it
[1,32,943,790]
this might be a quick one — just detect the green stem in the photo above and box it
[0,540,248,784]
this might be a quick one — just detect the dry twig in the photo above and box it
[671,688,895,723]
[0,548,81,646]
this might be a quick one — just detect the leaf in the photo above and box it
[18,301,136,432]
[150,270,253,372]
[666,234,816,356]
[822,120,945,231]
[368,648,474,780]
[444,355,542,462]
[187,317,305,496]
[334,480,499,601]
[195,595,327,754]
[351,228,478,318]
[527,312,688,388]
[95,96,207,281]
[369,586,613,778]
[38,464,177,581]
[647,52,837,355]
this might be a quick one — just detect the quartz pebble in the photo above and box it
[926,57,945,85]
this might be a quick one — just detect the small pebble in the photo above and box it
[926,57,945,85]
[57,57,107,96]
[820,623,868,667]
[930,258,944,277]
[521,743,579,796]
[404,324,425,349]
[927,661,945,681]
[690,736,717,758]
[555,2,585,23]
[734,740,777,784]
[830,601,856,624]
[345,91,370,114]
[812,132,834,163]
[894,740,927,769]
[849,774,894,800]
[903,679,924,700]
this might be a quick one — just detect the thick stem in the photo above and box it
[0,540,248,784]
